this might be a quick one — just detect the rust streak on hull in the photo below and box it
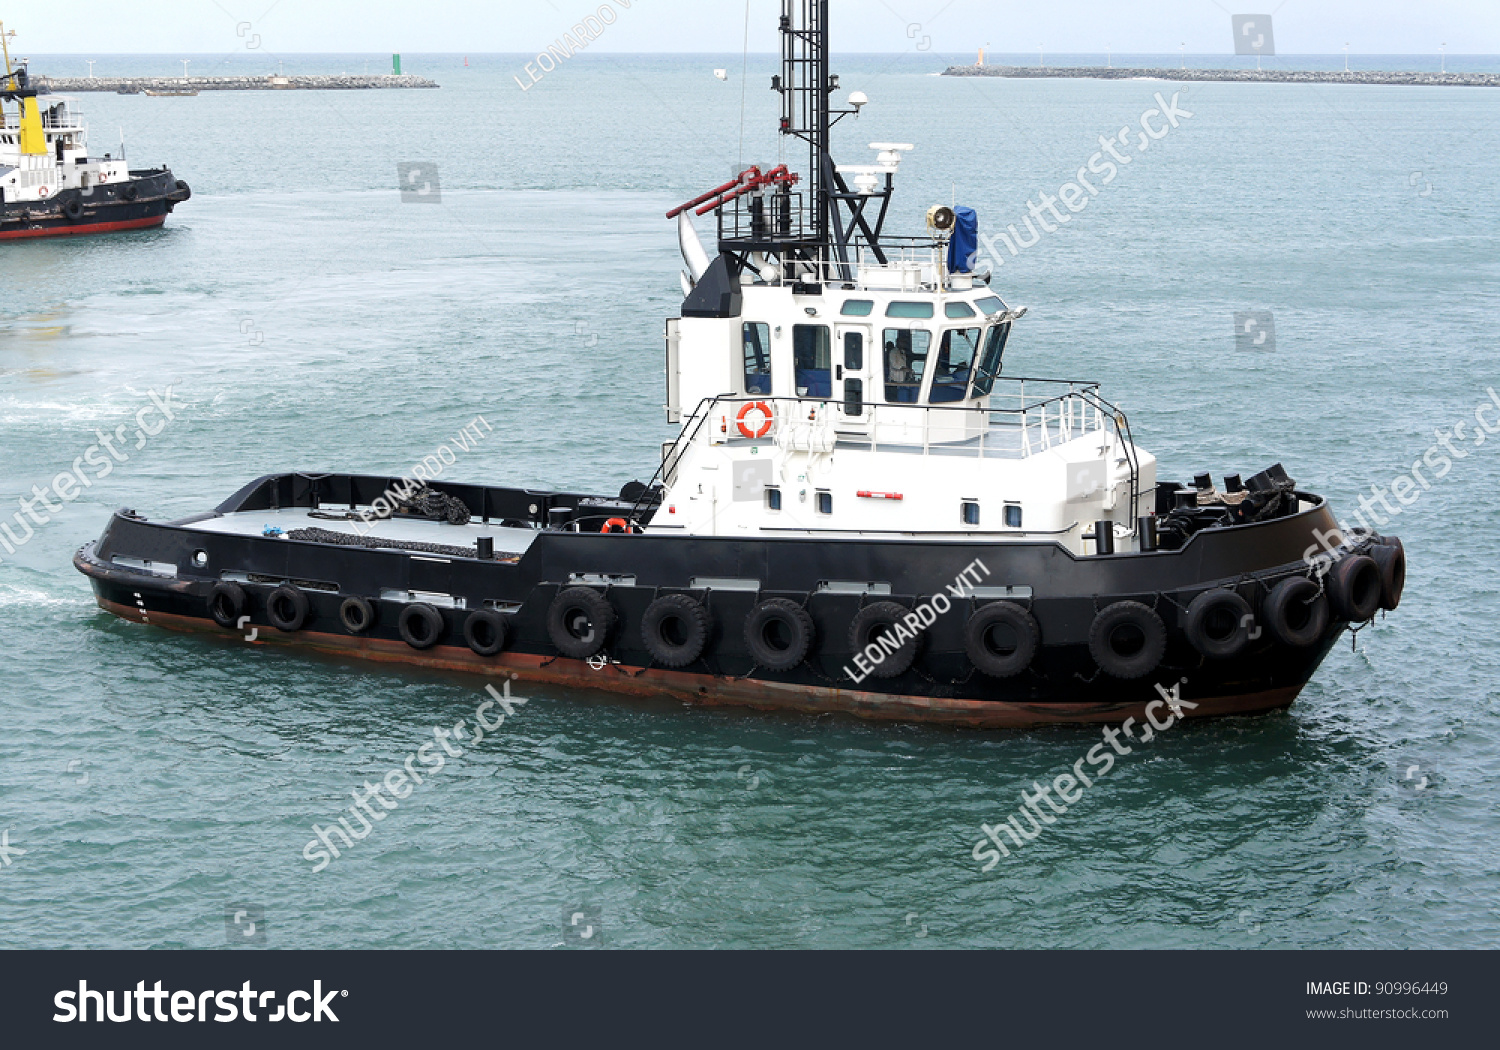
[96,598,1301,729]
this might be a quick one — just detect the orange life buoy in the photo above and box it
[98,171,109,183]
[736,400,774,439]
[37,186,49,197]
[601,517,630,534]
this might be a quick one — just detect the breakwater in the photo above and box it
[33,74,439,92]
[943,65,1500,87]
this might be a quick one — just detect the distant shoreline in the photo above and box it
[33,74,439,92]
[943,65,1500,87]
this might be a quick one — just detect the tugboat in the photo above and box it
[1,51,190,240]
[73,0,1403,728]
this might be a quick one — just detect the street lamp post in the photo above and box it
[181,58,190,79]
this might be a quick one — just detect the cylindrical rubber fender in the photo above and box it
[547,587,616,659]
[339,596,377,635]
[1369,539,1405,611]
[848,601,923,678]
[1326,554,1381,622]
[398,602,445,650]
[463,609,510,657]
[963,601,1040,679]
[1183,588,1255,659]
[62,197,84,220]
[207,581,247,630]
[640,594,711,668]
[744,598,814,672]
[266,584,310,632]
[1087,601,1166,679]
[1262,577,1329,648]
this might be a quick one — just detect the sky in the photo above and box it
[4,0,1497,55]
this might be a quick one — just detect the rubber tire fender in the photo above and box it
[1087,601,1167,680]
[744,598,815,673]
[640,594,711,668]
[208,581,247,630]
[1183,588,1255,659]
[120,182,138,202]
[62,197,84,220]
[1369,540,1405,611]
[463,609,511,657]
[547,587,616,660]
[398,602,445,650]
[266,584,310,632]
[847,601,923,678]
[339,596,377,635]
[1326,554,1382,622]
[963,601,1040,679]
[1262,577,1329,648]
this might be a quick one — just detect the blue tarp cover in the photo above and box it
[947,206,979,273]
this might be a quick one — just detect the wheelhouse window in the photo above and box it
[793,324,831,398]
[841,300,874,316]
[969,321,1011,398]
[945,301,977,319]
[882,328,930,403]
[843,331,863,371]
[742,322,772,395]
[930,328,981,403]
[974,295,1005,316]
[886,301,935,319]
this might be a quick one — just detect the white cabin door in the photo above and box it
[834,325,871,427]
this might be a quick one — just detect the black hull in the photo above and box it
[72,471,1366,728]
[0,168,189,240]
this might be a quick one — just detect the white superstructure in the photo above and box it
[0,94,128,204]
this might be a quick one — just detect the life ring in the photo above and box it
[1369,538,1405,611]
[98,171,109,183]
[736,400,774,439]
[848,601,923,678]
[1183,588,1255,659]
[964,602,1040,678]
[63,198,84,220]
[1326,554,1381,622]
[398,602,445,649]
[267,584,310,632]
[640,594,711,667]
[601,517,630,534]
[208,581,248,629]
[1262,577,1328,648]
[37,185,49,197]
[1087,601,1166,679]
[339,596,377,634]
[547,587,616,659]
[744,598,814,671]
[463,609,510,657]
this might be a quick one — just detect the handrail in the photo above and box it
[625,394,727,526]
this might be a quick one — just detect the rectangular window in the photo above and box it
[886,301,935,319]
[930,328,981,403]
[1004,504,1023,528]
[840,299,874,316]
[792,324,831,398]
[961,500,980,526]
[816,490,833,515]
[765,487,782,511]
[969,321,1010,397]
[843,331,863,370]
[844,377,864,417]
[945,301,977,318]
[974,295,1005,316]
[882,329,930,403]
[742,322,772,396]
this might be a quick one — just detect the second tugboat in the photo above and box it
[74,0,1403,728]
[1,30,190,240]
